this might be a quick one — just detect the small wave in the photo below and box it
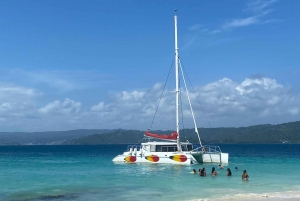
[187,189,300,201]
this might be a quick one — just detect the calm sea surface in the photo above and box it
[0,144,300,201]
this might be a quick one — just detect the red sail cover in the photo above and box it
[145,131,178,140]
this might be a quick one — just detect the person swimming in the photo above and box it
[235,167,238,171]
[191,169,196,174]
[211,167,217,176]
[219,164,224,169]
[226,168,232,176]
[200,168,206,177]
[242,170,249,181]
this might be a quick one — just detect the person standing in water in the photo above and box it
[211,167,218,176]
[200,168,206,177]
[226,168,232,176]
[242,170,249,181]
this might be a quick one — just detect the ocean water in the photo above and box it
[0,144,300,201]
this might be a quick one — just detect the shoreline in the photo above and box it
[189,190,300,201]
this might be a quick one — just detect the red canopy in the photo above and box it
[145,131,178,140]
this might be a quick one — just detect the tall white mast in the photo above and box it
[174,10,181,152]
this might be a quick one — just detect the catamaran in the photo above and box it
[112,11,228,165]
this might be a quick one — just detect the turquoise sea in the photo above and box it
[1,144,300,201]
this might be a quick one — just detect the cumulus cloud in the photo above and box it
[0,84,39,115]
[0,76,299,131]
[38,98,81,115]
[88,77,300,130]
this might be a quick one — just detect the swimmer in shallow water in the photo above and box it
[191,169,196,174]
[211,167,217,176]
[200,168,206,177]
[242,170,249,181]
[226,168,232,176]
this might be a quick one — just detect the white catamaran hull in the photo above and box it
[112,153,198,165]
[112,143,229,165]
[113,152,228,164]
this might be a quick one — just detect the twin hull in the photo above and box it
[112,143,229,165]
[113,152,198,165]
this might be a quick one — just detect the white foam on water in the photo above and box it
[187,188,300,201]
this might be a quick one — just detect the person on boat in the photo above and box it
[242,170,249,181]
[191,169,196,174]
[200,168,206,177]
[219,164,224,169]
[226,168,232,176]
[211,167,217,176]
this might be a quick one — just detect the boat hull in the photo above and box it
[113,151,228,165]
[112,152,198,165]
[192,152,229,164]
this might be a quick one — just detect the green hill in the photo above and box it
[70,121,300,144]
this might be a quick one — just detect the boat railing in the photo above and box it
[192,144,202,152]
[192,145,222,153]
[126,145,141,152]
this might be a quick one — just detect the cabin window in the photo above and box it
[150,145,156,152]
[187,145,192,151]
[155,145,161,152]
[168,146,176,152]
[181,145,187,151]
[159,145,178,152]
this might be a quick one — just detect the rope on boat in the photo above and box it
[178,58,218,145]
[178,58,202,147]
[148,60,174,131]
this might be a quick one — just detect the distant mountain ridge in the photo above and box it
[1,121,299,145]
[0,129,113,145]
[71,121,300,145]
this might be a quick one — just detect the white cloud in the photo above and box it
[189,24,201,31]
[0,68,114,92]
[218,0,278,32]
[247,0,277,14]
[222,16,259,29]
[0,85,38,98]
[185,0,279,49]
[86,77,300,130]
[0,76,299,131]
[38,98,81,115]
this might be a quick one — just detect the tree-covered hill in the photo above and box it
[1,121,299,145]
[70,129,144,145]
[69,121,300,144]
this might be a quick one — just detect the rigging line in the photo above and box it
[178,76,186,139]
[179,58,202,147]
[179,59,218,142]
[148,60,174,131]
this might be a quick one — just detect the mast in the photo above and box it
[174,10,181,152]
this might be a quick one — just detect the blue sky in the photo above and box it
[1,0,300,132]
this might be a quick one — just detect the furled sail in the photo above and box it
[145,131,178,140]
